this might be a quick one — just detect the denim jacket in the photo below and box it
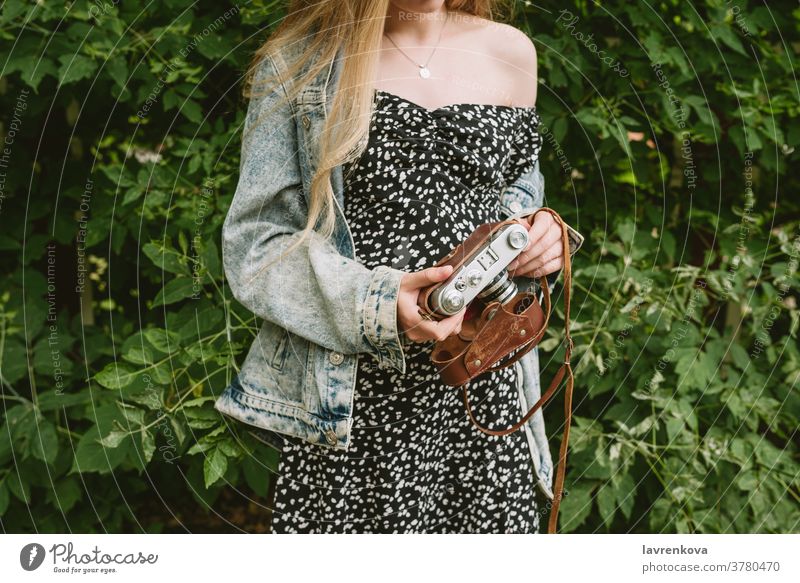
[213,35,583,502]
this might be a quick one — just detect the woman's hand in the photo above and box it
[397,265,466,343]
[507,212,564,278]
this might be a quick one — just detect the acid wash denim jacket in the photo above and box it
[213,35,583,502]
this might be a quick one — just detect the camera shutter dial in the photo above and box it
[507,228,528,249]
[466,269,483,287]
[442,290,465,312]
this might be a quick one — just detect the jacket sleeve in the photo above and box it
[221,54,408,373]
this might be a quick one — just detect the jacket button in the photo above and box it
[508,201,522,213]
[302,115,311,129]
[324,428,337,445]
[329,351,344,365]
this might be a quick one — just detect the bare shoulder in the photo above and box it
[487,22,538,107]
[450,12,538,106]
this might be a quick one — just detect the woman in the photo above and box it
[214,0,582,533]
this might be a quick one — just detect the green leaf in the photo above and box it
[50,478,82,513]
[728,343,751,370]
[176,301,224,341]
[1,338,28,384]
[31,421,59,465]
[6,473,30,504]
[596,484,617,528]
[666,417,684,441]
[614,474,637,520]
[143,327,181,354]
[181,99,203,123]
[122,345,154,365]
[216,436,240,457]
[195,34,235,60]
[182,396,217,408]
[736,470,759,491]
[243,454,272,497]
[95,361,140,390]
[141,429,156,463]
[560,482,594,532]
[20,57,58,92]
[58,55,97,86]
[37,391,92,412]
[203,448,228,488]
[593,263,618,280]
[170,417,188,448]
[187,440,215,455]
[118,403,145,426]
[142,241,190,276]
[199,238,222,281]
[153,277,196,307]
[98,430,129,448]
[0,0,29,23]
[0,480,9,515]
[72,426,129,474]
[122,186,144,205]
[4,404,35,458]
[551,117,567,144]
[106,56,129,89]
[713,23,748,57]
[71,404,131,474]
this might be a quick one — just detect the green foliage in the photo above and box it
[523,0,800,532]
[0,0,797,532]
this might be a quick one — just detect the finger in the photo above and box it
[524,212,555,251]
[531,256,563,278]
[509,225,561,270]
[405,317,452,342]
[403,318,439,342]
[432,310,467,341]
[525,238,564,271]
[403,306,464,342]
[441,308,467,329]
[402,264,453,290]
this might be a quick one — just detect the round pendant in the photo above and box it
[419,66,431,79]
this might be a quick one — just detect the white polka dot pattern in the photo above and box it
[271,89,544,533]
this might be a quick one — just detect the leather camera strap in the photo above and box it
[460,208,574,534]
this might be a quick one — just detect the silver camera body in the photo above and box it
[428,223,530,317]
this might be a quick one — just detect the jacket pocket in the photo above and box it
[239,320,311,410]
[270,329,289,371]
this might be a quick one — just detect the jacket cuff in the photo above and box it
[362,265,407,374]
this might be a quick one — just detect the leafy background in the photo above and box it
[0,0,797,533]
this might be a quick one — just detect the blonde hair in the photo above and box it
[244,0,506,266]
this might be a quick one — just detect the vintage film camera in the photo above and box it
[422,221,531,318]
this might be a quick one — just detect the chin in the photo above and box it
[391,0,447,14]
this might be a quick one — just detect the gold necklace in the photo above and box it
[383,10,450,79]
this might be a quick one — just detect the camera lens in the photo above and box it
[477,271,517,305]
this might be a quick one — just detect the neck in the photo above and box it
[384,3,449,43]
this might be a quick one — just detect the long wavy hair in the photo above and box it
[244,0,508,266]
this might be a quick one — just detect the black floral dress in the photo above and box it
[271,88,545,533]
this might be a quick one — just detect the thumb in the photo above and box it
[402,264,453,290]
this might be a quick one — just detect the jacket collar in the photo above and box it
[287,40,345,111]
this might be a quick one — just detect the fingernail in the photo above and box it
[508,261,518,270]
